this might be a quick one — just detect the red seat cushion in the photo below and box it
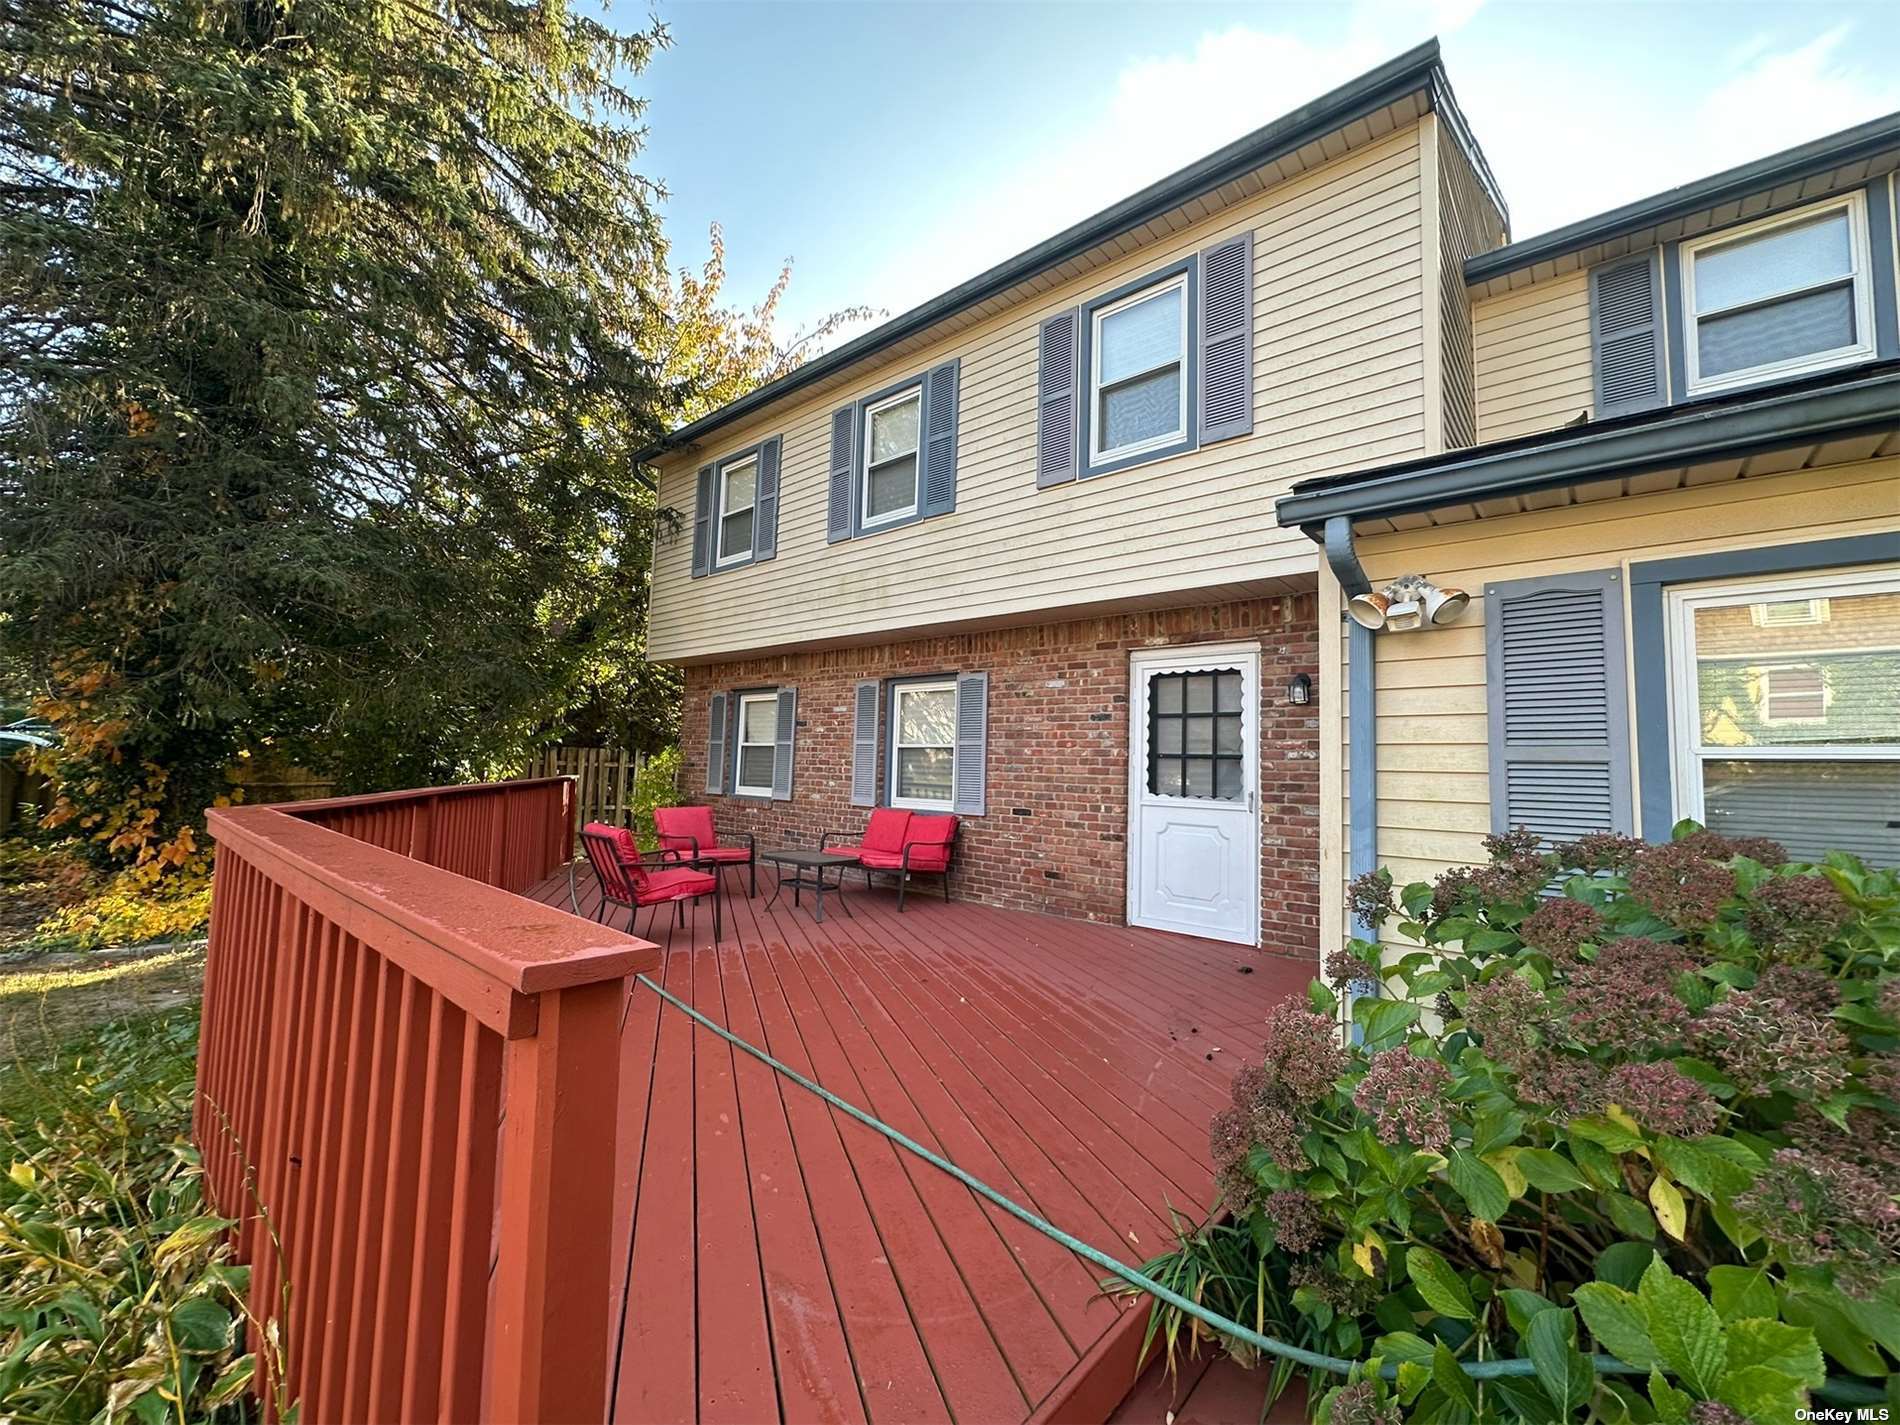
[641,867,716,900]
[584,822,642,863]
[826,843,865,862]
[858,850,907,870]
[863,808,912,855]
[654,805,718,855]
[899,815,956,871]
[695,845,752,863]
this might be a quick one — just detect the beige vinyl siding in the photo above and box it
[1471,269,1595,443]
[649,127,1429,664]
[1334,458,1899,928]
[1435,122,1506,450]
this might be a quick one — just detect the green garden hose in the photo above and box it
[629,972,1883,1408]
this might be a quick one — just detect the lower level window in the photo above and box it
[734,691,778,796]
[1667,567,1899,865]
[891,680,955,809]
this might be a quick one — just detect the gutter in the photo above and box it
[1276,367,1900,531]
[633,40,1446,466]
[1465,110,1900,284]
[1321,518,1381,954]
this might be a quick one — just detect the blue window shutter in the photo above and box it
[921,361,958,515]
[1589,254,1666,417]
[772,686,796,801]
[1198,232,1253,443]
[705,692,729,795]
[690,464,715,577]
[952,671,987,816]
[1484,570,1632,847]
[1037,310,1079,487]
[850,681,879,807]
[753,436,781,561]
[827,407,855,543]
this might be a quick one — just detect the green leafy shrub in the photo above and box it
[1130,824,1900,1422]
[30,869,213,951]
[627,745,683,852]
[0,1009,283,1421]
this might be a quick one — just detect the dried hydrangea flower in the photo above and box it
[1555,831,1647,873]
[1461,972,1547,1067]
[1735,1147,1900,1297]
[1606,1061,1722,1137]
[1327,1381,1402,1425]
[1520,897,1605,958]
[1565,938,1693,1055]
[1752,964,1840,1017]
[1743,873,1854,963]
[1687,1403,1748,1425]
[1346,867,1395,929]
[1484,826,1544,862]
[1325,946,1374,989]
[1515,1050,1606,1119]
[1429,865,1479,920]
[1678,828,1788,866]
[1695,992,1850,1101]
[1472,852,1557,905]
[1263,1189,1326,1254]
[1258,999,1349,1104]
[1629,841,1737,928]
[1353,1048,1453,1151]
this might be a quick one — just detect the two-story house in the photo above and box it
[1276,111,1900,958]
[639,37,1898,964]
[637,40,1505,957]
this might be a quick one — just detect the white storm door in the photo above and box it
[1128,645,1260,945]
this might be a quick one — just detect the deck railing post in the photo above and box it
[486,977,627,1423]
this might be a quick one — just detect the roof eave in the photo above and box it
[1464,111,1900,285]
[1275,369,1900,531]
[634,39,1447,467]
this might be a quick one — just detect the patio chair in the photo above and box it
[653,805,757,896]
[580,821,720,942]
[822,809,959,911]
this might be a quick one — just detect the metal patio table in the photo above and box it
[761,848,858,923]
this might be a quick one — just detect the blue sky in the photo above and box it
[628,1,1900,346]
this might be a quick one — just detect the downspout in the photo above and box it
[1322,517,1380,944]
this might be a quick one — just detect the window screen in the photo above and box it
[1147,669,1244,801]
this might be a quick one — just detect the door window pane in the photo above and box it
[1146,669,1246,802]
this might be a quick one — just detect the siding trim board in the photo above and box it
[1869,178,1900,360]
[1628,533,1900,841]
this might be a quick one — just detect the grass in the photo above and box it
[0,948,280,1423]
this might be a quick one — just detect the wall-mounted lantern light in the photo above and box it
[1287,673,1313,705]
[1347,574,1469,632]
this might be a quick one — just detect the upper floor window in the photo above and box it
[1682,194,1875,395]
[716,455,758,567]
[1090,273,1188,464]
[863,387,922,529]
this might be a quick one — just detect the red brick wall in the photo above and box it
[676,595,1321,959]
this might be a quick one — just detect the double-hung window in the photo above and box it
[889,679,956,810]
[862,387,922,529]
[1090,272,1189,464]
[1681,194,1875,395]
[733,691,779,797]
[1666,566,1899,865]
[716,455,758,567]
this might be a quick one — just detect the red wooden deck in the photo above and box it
[525,863,1309,1424]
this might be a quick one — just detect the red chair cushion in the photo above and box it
[825,843,864,862]
[858,850,907,870]
[696,845,752,864]
[654,805,717,855]
[641,867,716,901]
[863,808,912,855]
[584,822,641,863]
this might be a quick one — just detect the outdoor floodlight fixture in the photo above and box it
[1347,575,1470,632]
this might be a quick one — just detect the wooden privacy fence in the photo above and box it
[196,779,659,1423]
[523,744,645,831]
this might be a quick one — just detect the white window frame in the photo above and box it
[1088,272,1189,466]
[732,690,778,798]
[715,454,758,568]
[1680,192,1876,397]
[1664,565,1900,825]
[860,387,922,530]
[889,678,956,811]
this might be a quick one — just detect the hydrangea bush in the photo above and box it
[1142,824,1900,1423]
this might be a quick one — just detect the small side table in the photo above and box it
[761,849,858,923]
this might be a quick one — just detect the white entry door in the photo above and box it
[1128,644,1260,946]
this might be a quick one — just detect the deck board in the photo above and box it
[531,861,1308,1423]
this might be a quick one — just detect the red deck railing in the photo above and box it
[195,779,658,1423]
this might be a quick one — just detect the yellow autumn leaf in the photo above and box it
[1650,1175,1687,1241]
[1351,1230,1384,1277]
[1484,1148,1527,1200]
[1604,1103,1642,1136]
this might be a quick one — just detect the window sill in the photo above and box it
[1684,345,1877,401]
[1077,433,1199,483]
